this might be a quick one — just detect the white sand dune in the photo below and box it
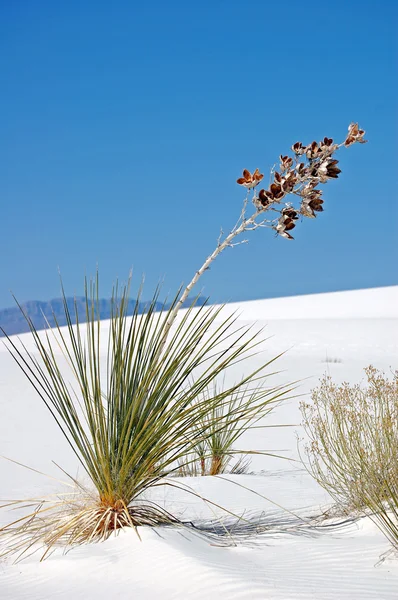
[219,285,398,320]
[0,286,397,599]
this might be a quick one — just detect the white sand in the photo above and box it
[0,286,397,599]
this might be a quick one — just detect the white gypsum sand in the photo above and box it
[0,286,397,599]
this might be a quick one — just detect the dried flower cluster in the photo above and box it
[236,123,367,239]
[158,122,366,357]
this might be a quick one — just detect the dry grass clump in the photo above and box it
[301,366,398,549]
[1,488,180,561]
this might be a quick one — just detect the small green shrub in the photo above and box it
[178,382,280,476]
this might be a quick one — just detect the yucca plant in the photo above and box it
[301,366,398,550]
[1,122,366,559]
[205,387,260,476]
[0,274,291,558]
[179,382,278,476]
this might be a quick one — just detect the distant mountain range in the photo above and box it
[0,296,208,337]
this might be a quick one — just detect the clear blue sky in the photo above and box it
[0,0,396,308]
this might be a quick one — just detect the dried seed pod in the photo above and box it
[301,197,324,218]
[319,137,336,153]
[281,171,297,193]
[275,220,295,239]
[296,162,307,177]
[280,155,294,172]
[292,141,305,155]
[236,168,264,188]
[306,141,323,160]
[258,189,273,207]
[269,182,285,200]
[345,123,367,146]
[281,207,299,220]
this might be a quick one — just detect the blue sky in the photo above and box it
[0,0,396,308]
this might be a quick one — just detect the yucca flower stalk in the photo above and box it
[156,123,367,359]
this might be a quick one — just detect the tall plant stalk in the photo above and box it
[157,123,367,359]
